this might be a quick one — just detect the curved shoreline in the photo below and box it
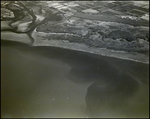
[1,35,149,65]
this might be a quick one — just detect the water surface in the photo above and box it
[1,41,149,118]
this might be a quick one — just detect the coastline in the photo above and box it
[1,31,149,64]
[1,1,149,65]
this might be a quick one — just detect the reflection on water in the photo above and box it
[1,41,149,118]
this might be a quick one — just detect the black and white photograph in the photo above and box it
[1,1,149,118]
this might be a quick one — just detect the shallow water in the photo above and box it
[1,41,149,118]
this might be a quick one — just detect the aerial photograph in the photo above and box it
[1,1,149,118]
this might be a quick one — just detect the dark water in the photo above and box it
[1,41,149,118]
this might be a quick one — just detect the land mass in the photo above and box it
[1,1,149,64]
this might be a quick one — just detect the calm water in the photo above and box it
[1,41,149,118]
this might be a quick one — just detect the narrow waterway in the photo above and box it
[1,41,149,118]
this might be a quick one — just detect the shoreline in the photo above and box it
[1,32,149,64]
